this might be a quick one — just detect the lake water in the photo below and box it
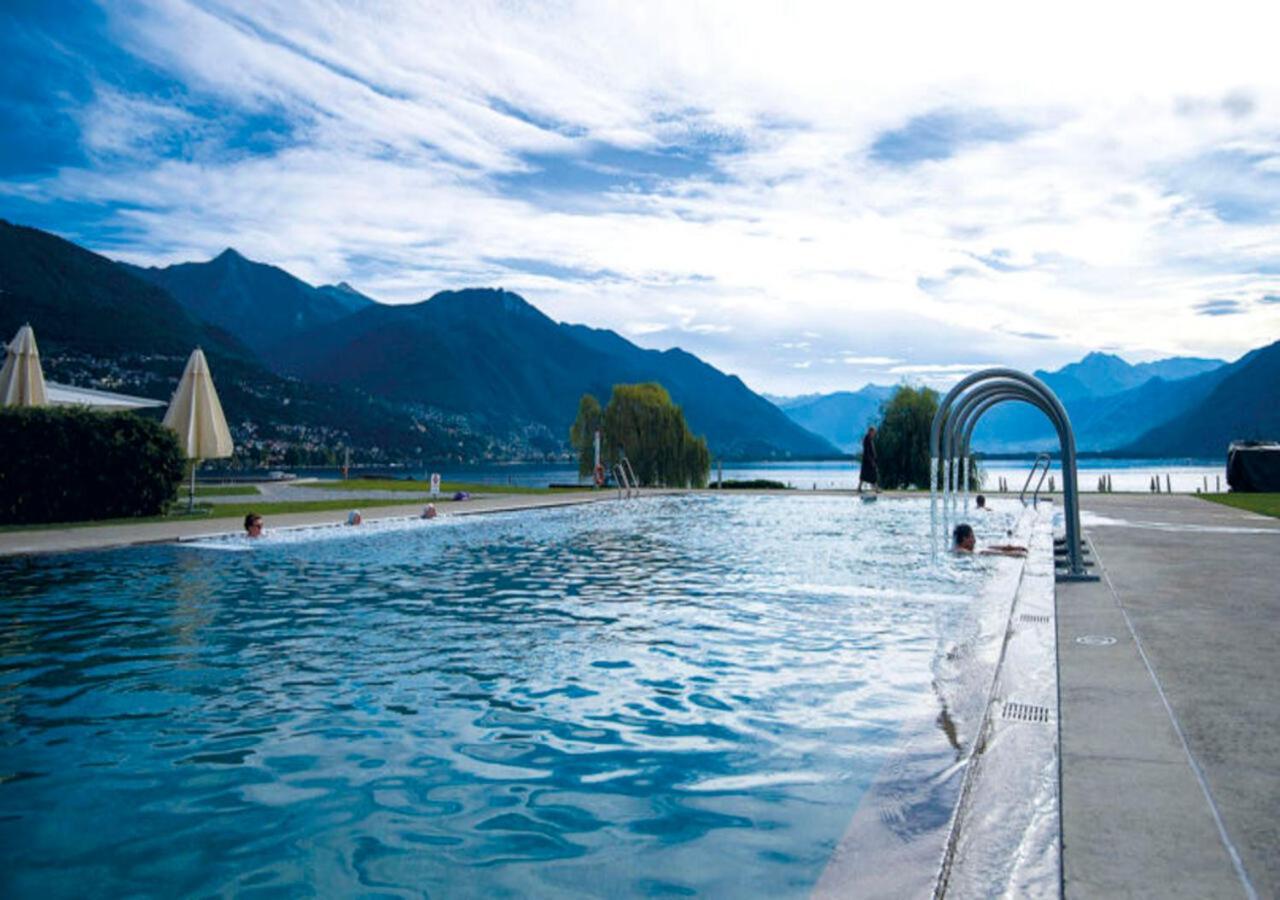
[0,495,1021,897]
[396,458,1224,494]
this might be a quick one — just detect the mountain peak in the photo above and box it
[213,247,246,264]
[426,288,543,319]
[1080,351,1126,365]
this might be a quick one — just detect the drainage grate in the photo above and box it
[1019,613,1051,625]
[1003,701,1051,723]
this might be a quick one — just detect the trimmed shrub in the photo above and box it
[0,407,185,524]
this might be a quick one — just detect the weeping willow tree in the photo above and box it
[568,394,603,478]
[570,383,710,487]
[876,384,982,490]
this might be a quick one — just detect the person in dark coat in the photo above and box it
[858,425,878,492]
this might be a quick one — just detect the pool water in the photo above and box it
[0,495,1016,897]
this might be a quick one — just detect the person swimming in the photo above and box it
[422,504,437,519]
[244,513,264,538]
[975,494,989,510]
[953,522,1026,557]
[346,510,363,526]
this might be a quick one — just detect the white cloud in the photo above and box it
[842,356,901,366]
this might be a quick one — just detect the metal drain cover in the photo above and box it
[1075,635,1117,646]
[1020,613,1051,624]
[1003,701,1051,723]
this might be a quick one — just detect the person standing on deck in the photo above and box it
[858,425,879,493]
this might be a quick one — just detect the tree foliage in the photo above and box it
[0,407,185,524]
[568,394,604,477]
[875,385,982,490]
[571,383,710,487]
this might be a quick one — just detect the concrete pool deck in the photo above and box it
[1060,493,1280,899]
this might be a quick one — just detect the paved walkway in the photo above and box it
[1059,493,1279,898]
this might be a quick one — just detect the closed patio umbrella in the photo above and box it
[0,324,48,407]
[163,348,233,510]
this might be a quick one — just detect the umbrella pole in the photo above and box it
[188,459,197,512]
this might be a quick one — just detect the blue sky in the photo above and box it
[2,1,1278,394]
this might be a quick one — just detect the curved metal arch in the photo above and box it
[956,388,1050,499]
[944,381,1052,496]
[929,368,1087,579]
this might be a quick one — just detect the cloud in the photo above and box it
[1260,294,1280,304]
[2,0,1279,395]
[842,356,901,366]
[888,362,1000,374]
[1193,298,1244,316]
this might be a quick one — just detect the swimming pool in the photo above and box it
[0,495,1024,897]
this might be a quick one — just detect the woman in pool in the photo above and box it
[953,523,1026,557]
[244,513,264,538]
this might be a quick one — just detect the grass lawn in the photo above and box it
[295,478,569,495]
[1199,492,1280,519]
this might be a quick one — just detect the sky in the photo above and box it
[3,1,1279,396]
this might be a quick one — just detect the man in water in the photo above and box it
[858,425,879,493]
[244,513,264,538]
[422,504,437,519]
[976,494,989,511]
[346,510,363,526]
[952,523,1026,557]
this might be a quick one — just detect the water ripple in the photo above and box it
[0,495,1005,897]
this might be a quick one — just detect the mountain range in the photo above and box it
[2,219,1274,462]
[121,250,374,355]
[772,347,1279,458]
[0,221,835,461]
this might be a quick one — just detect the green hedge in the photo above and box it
[0,407,185,524]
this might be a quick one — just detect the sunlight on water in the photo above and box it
[0,496,1018,898]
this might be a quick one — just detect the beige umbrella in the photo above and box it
[163,348,233,509]
[0,324,49,407]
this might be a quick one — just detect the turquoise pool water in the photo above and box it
[0,495,1011,897]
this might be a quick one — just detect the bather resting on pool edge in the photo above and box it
[952,523,1027,557]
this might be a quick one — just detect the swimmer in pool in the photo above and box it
[975,494,989,511]
[244,513,264,538]
[422,504,437,519]
[953,523,1026,557]
[346,510,363,526]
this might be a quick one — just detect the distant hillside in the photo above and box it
[1043,351,1223,401]
[773,352,1234,454]
[1124,340,1280,457]
[0,219,240,358]
[273,289,839,459]
[122,249,375,354]
[0,222,493,463]
[769,386,894,452]
[969,353,1229,452]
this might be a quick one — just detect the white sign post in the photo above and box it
[430,472,441,498]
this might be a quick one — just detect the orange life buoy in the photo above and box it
[593,463,606,487]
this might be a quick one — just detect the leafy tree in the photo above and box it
[875,384,981,490]
[575,383,710,487]
[568,393,604,477]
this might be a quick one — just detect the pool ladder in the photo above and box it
[1020,453,1051,506]
[614,457,639,499]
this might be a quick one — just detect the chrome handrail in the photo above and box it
[1020,453,1051,506]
